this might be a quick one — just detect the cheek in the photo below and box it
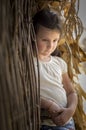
[37,42,45,51]
[53,43,58,49]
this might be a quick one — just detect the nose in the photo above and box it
[47,42,53,49]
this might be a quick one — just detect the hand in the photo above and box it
[48,101,62,117]
[52,107,73,126]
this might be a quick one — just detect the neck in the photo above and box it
[38,55,51,62]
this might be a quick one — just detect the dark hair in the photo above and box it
[32,8,62,56]
[33,8,62,34]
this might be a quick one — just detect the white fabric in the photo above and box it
[34,56,69,126]
[34,56,68,108]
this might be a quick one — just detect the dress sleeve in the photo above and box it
[58,57,68,74]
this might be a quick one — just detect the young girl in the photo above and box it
[33,8,77,130]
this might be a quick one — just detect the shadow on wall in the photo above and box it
[78,74,86,113]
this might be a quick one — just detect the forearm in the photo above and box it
[40,97,61,119]
[67,92,78,115]
[62,73,78,115]
[40,97,53,110]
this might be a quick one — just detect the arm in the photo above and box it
[62,72,78,115]
[53,72,78,126]
[40,97,53,110]
[40,97,61,115]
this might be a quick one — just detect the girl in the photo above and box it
[33,8,77,130]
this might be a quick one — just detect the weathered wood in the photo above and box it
[0,0,40,130]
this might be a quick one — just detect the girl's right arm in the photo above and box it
[40,97,53,109]
[40,97,61,115]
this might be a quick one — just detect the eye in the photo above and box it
[42,39,48,42]
[53,39,58,43]
[42,39,49,44]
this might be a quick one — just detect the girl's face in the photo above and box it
[36,25,60,58]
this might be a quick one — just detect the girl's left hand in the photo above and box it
[51,107,73,126]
